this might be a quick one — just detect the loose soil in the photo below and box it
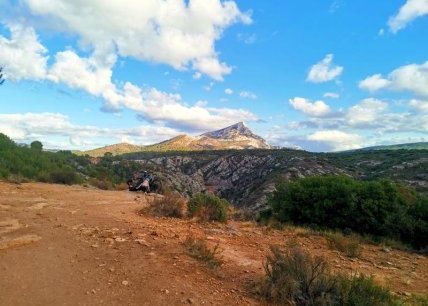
[0,182,426,305]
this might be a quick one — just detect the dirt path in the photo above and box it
[0,182,427,306]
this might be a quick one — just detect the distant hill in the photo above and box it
[359,142,428,151]
[79,143,145,157]
[80,122,271,157]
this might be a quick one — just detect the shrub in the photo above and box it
[257,246,338,305]
[256,246,400,306]
[38,169,81,185]
[88,178,113,190]
[326,232,362,258]
[149,194,187,218]
[188,193,229,223]
[337,275,398,306]
[269,176,428,249]
[184,235,222,268]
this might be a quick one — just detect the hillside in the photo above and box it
[80,122,271,157]
[80,143,145,157]
[359,142,428,151]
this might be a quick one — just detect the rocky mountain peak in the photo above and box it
[202,122,256,139]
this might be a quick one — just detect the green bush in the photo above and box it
[256,246,400,306]
[188,193,229,223]
[269,176,428,249]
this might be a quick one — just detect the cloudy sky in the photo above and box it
[0,0,427,151]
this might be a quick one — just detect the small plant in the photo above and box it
[326,232,362,258]
[184,235,222,269]
[256,246,400,306]
[337,274,399,306]
[257,246,338,305]
[149,194,187,218]
[188,193,229,223]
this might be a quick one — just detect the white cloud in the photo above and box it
[192,72,202,80]
[239,91,257,100]
[0,24,259,132]
[323,92,340,99]
[289,97,332,118]
[307,130,364,151]
[22,0,251,80]
[0,23,48,81]
[346,98,388,127]
[409,99,428,112]
[306,54,343,83]
[224,88,233,95]
[0,112,181,149]
[359,61,428,97]
[358,74,391,92]
[388,0,428,33]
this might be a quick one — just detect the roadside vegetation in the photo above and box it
[188,193,230,223]
[265,175,428,250]
[184,235,222,269]
[256,246,407,306]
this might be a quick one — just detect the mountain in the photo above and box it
[80,122,271,156]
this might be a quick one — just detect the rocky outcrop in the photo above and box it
[122,150,350,212]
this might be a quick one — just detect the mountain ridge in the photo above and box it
[79,122,271,157]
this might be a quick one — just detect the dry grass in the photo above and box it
[149,194,187,218]
[184,235,222,269]
[325,232,362,258]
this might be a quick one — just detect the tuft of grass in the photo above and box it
[149,194,187,218]
[184,235,222,269]
[326,232,362,258]
[256,246,400,306]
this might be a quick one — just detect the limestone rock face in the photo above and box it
[128,150,349,212]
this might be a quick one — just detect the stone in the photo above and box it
[122,280,129,286]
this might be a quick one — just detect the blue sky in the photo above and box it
[0,0,427,151]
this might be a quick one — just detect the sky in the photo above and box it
[0,0,427,152]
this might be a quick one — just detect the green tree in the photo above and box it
[30,141,43,151]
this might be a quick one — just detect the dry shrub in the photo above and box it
[149,194,187,218]
[257,246,338,305]
[326,232,362,258]
[184,235,222,269]
[256,246,398,306]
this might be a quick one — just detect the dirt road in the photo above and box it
[0,182,427,305]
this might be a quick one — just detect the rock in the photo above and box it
[122,280,129,286]
[187,298,194,304]
[91,244,99,248]
[115,237,127,242]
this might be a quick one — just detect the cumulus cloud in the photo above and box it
[289,97,332,118]
[358,74,391,92]
[239,91,257,99]
[346,98,388,127]
[0,23,259,132]
[0,112,181,149]
[0,23,48,80]
[306,54,343,83]
[359,61,428,97]
[388,0,428,33]
[22,0,252,80]
[409,99,428,112]
[307,130,364,151]
[224,88,233,95]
